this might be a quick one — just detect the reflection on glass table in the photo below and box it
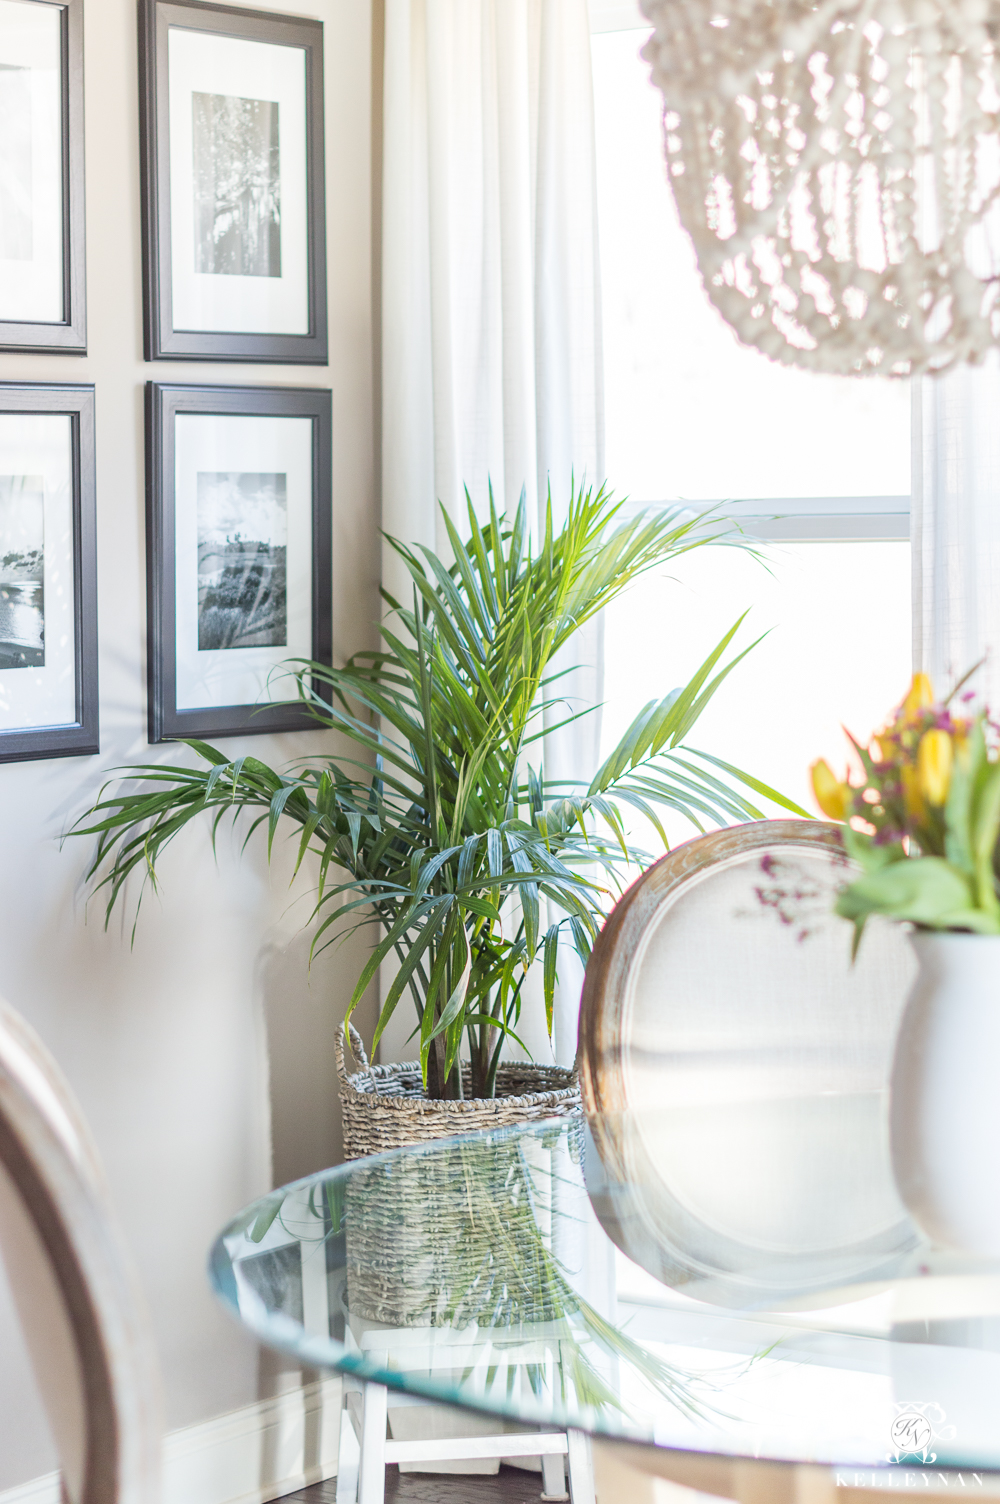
[210,1114,1000,1500]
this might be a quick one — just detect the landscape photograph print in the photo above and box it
[192,91,281,279]
[197,469,287,652]
[0,473,43,670]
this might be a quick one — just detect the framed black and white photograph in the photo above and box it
[146,382,331,742]
[0,384,97,760]
[139,0,327,363]
[0,0,86,353]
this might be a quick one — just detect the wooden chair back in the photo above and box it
[578,820,919,1306]
[0,996,160,1503]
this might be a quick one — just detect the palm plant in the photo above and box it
[74,484,802,1099]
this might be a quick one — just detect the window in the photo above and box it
[590,15,913,827]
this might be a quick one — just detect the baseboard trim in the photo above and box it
[0,1475,55,1504]
[0,1375,342,1504]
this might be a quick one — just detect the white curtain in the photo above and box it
[913,359,1000,709]
[379,0,605,1067]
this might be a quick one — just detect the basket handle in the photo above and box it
[335,1020,372,1083]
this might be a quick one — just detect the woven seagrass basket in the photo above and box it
[336,1024,583,1325]
[336,1022,581,1161]
[343,1117,585,1327]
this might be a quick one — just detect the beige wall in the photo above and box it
[0,0,379,1487]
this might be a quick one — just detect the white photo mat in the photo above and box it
[0,412,74,730]
[0,0,64,325]
[174,412,313,710]
[167,26,309,336]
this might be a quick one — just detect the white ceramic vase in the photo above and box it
[890,931,1000,1255]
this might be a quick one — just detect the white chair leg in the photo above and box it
[335,1399,360,1504]
[541,1449,569,1500]
[357,1381,388,1504]
[566,1429,596,1504]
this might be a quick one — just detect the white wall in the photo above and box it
[0,0,378,1488]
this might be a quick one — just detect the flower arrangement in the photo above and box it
[809,672,1000,948]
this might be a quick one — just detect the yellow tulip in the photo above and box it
[903,673,934,715]
[901,764,926,822]
[810,759,850,821]
[917,728,953,806]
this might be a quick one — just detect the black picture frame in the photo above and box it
[145,382,332,742]
[0,384,98,761]
[0,0,87,354]
[139,0,328,364]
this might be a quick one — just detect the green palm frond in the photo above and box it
[71,482,804,1097]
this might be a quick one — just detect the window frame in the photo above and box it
[686,498,909,542]
[589,5,913,547]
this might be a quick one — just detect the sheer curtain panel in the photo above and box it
[379,0,605,1067]
[913,359,1000,710]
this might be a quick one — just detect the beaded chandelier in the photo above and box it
[640,0,1000,376]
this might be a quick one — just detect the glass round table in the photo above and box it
[210,1114,1000,1503]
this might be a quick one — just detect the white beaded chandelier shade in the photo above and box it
[640,0,1000,376]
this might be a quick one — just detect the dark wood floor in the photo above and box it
[285,1463,549,1502]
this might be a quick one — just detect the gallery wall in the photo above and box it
[0,0,379,1488]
